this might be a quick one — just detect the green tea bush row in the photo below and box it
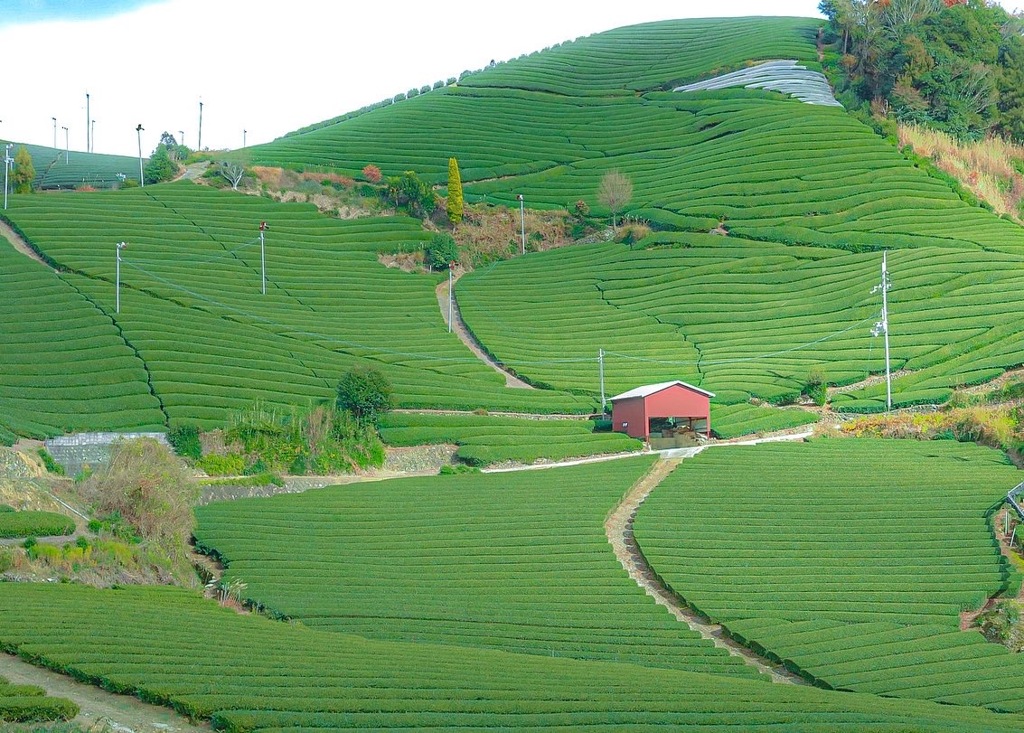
[634,439,1024,711]
[0,511,75,538]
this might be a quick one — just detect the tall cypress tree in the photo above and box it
[447,157,464,224]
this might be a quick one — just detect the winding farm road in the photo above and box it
[436,270,534,389]
[605,441,809,685]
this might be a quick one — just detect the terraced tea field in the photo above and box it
[5,560,1024,730]
[458,235,1024,412]
[0,184,591,434]
[379,412,642,465]
[634,439,1024,712]
[194,458,763,676]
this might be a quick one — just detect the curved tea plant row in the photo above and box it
[0,235,164,438]
[3,584,1024,731]
[0,674,77,724]
[379,412,642,465]
[195,458,759,677]
[633,439,1024,713]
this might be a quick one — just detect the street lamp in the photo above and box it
[517,194,526,255]
[61,126,69,163]
[51,117,56,149]
[115,242,128,314]
[136,124,144,187]
[3,144,13,211]
[243,129,247,148]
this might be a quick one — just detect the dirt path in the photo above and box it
[0,218,52,269]
[0,652,211,733]
[605,450,804,685]
[436,271,534,389]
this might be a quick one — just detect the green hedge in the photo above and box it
[0,511,75,538]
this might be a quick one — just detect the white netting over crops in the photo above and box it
[674,60,842,107]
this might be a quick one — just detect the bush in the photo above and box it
[361,164,382,184]
[36,448,64,475]
[0,504,14,513]
[197,453,245,476]
[77,438,198,554]
[336,366,393,424]
[168,424,202,460]
[427,233,459,270]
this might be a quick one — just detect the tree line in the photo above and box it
[820,0,1024,141]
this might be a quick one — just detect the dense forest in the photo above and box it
[819,0,1024,140]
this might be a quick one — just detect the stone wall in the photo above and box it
[44,432,168,476]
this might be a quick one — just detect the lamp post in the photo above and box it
[243,129,247,148]
[85,92,90,152]
[136,124,144,187]
[259,221,268,295]
[51,117,56,149]
[197,100,203,152]
[116,242,127,314]
[61,126,69,163]
[91,119,95,153]
[4,143,13,211]
[517,194,526,255]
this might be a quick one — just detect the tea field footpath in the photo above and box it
[0,651,210,733]
[437,269,534,389]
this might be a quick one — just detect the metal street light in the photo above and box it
[115,242,128,313]
[136,124,145,187]
[517,194,526,255]
[61,126,69,163]
[51,117,56,149]
[243,129,247,148]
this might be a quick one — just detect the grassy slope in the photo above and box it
[634,439,1024,712]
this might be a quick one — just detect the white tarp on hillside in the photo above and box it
[674,60,842,107]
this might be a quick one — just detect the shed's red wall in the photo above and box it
[611,384,712,439]
[646,387,710,422]
[612,397,647,439]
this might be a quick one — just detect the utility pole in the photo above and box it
[116,242,127,313]
[3,143,12,211]
[197,100,204,152]
[517,193,526,255]
[599,348,606,414]
[136,124,145,187]
[52,117,56,149]
[85,92,90,152]
[871,251,893,411]
[448,265,454,333]
[243,129,247,148]
[259,221,268,295]
[62,126,69,163]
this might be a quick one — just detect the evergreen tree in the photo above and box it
[11,146,35,193]
[447,157,464,224]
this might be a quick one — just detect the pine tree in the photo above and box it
[447,157,464,224]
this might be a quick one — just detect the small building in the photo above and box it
[610,381,714,445]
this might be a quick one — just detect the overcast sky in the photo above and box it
[0,0,1014,157]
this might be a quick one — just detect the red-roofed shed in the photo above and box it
[610,381,714,441]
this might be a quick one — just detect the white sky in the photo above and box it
[0,0,1012,157]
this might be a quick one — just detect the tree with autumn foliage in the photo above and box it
[446,157,464,225]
